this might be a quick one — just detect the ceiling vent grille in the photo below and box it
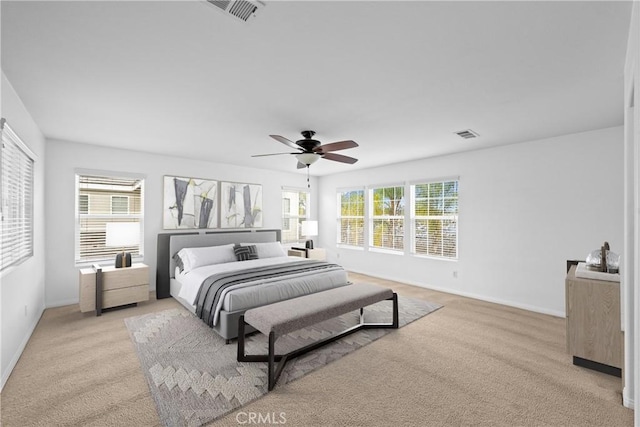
[454,129,479,139]
[205,0,265,23]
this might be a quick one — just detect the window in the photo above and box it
[111,195,129,214]
[281,188,309,243]
[370,186,404,251]
[0,120,34,271]
[76,174,144,263]
[412,180,458,258]
[282,198,291,229]
[79,194,89,214]
[337,189,365,247]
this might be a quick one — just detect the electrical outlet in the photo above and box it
[452,271,458,278]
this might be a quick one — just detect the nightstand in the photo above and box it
[79,263,149,316]
[287,248,327,261]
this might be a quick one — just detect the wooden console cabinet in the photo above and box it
[565,265,622,375]
[79,263,149,315]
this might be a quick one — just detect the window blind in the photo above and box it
[337,189,365,246]
[370,186,404,251]
[0,119,34,271]
[412,180,458,258]
[281,189,309,243]
[76,174,144,263]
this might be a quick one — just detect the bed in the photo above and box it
[156,230,349,341]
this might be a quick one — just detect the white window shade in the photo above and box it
[76,174,144,263]
[370,186,404,251]
[0,120,34,271]
[281,188,309,243]
[337,189,365,247]
[412,180,458,259]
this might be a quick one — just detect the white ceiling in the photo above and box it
[1,1,632,176]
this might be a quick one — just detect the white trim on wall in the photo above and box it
[0,305,43,392]
[624,1,638,413]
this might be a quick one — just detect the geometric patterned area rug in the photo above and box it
[124,296,442,427]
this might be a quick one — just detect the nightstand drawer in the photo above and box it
[103,285,149,309]
[102,264,148,290]
[288,249,306,258]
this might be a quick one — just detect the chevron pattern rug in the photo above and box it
[125,295,441,427]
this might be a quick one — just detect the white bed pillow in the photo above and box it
[241,241,286,259]
[178,244,236,273]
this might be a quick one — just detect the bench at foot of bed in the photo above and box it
[237,283,398,391]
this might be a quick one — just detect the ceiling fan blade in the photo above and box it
[323,152,358,164]
[251,152,297,157]
[270,135,301,150]
[297,162,307,169]
[314,140,358,153]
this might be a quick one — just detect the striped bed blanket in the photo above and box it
[195,260,345,327]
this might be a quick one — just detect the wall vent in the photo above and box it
[454,129,480,139]
[206,0,265,23]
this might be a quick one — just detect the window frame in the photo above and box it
[336,188,366,248]
[75,171,145,265]
[0,119,35,273]
[410,179,459,260]
[281,187,310,244]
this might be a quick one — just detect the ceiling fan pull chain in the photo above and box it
[307,165,310,188]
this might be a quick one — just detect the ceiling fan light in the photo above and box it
[295,152,321,165]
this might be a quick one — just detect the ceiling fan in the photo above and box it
[252,130,359,169]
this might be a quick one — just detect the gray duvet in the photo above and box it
[195,260,347,327]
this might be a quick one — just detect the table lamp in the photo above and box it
[106,222,140,268]
[301,220,318,249]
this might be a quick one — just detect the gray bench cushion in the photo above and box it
[244,283,393,337]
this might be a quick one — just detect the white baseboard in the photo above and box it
[347,268,566,318]
[1,305,45,392]
[623,395,634,409]
[45,298,79,309]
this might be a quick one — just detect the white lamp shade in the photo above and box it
[301,220,318,237]
[105,222,140,247]
[295,153,321,165]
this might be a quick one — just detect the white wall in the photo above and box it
[318,126,624,316]
[1,73,46,390]
[44,140,317,307]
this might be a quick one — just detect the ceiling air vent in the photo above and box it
[454,129,479,140]
[205,0,265,23]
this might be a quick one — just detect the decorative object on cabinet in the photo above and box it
[79,263,149,316]
[105,222,140,268]
[565,264,622,377]
[584,241,620,273]
[220,181,262,228]
[163,175,217,229]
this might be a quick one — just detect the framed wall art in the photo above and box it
[163,175,218,229]
[220,181,262,228]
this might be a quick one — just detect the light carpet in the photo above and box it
[124,295,441,426]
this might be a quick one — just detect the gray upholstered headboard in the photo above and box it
[156,229,282,299]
